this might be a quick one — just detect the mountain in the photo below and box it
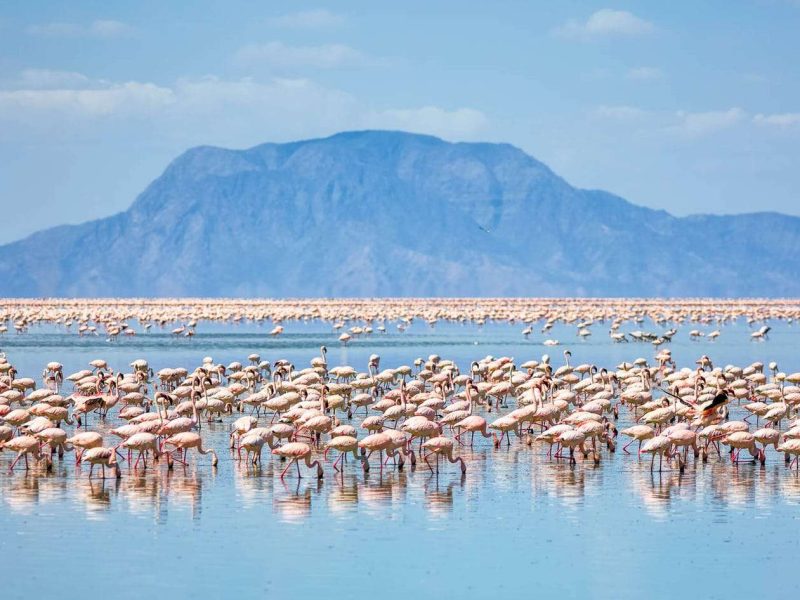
[1,130,799,297]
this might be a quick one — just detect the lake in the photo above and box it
[1,317,798,599]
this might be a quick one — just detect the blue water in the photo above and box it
[0,319,798,599]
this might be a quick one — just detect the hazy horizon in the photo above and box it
[1,2,799,243]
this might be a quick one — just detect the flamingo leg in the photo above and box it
[8,452,24,472]
[361,451,373,472]
[172,449,188,466]
[280,458,297,480]
[423,452,434,472]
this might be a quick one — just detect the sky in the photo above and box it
[1,1,799,243]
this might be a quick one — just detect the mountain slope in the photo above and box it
[1,130,798,297]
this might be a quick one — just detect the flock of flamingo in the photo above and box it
[0,297,797,340]
[3,300,800,486]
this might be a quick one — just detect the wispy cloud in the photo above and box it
[26,19,132,38]
[594,105,748,137]
[17,69,92,89]
[0,71,486,141]
[267,9,344,29]
[594,105,650,120]
[0,81,173,116]
[235,41,367,69]
[627,66,663,81]
[672,108,746,136]
[366,106,488,139]
[753,112,800,127]
[555,9,654,40]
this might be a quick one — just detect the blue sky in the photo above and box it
[1,1,799,243]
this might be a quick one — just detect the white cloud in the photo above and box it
[627,66,663,81]
[753,113,800,127]
[0,71,486,143]
[171,76,355,119]
[0,81,174,116]
[672,108,746,136]
[267,9,344,29]
[235,41,366,68]
[555,9,654,39]
[594,105,748,137]
[26,19,132,38]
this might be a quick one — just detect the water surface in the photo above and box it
[1,319,797,599]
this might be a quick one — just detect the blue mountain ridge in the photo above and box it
[1,130,798,297]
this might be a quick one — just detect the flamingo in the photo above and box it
[116,432,159,470]
[421,436,466,473]
[66,431,104,464]
[1,435,44,472]
[454,383,492,445]
[324,436,359,471]
[163,432,218,467]
[724,431,761,464]
[620,425,655,454]
[489,414,519,447]
[238,432,267,465]
[779,438,800,471]
[640,436,675,472]
[272,442,323,479]
[357,432,395,473]
[79,447,122,479]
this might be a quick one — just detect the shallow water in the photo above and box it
[1,319,798,599]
